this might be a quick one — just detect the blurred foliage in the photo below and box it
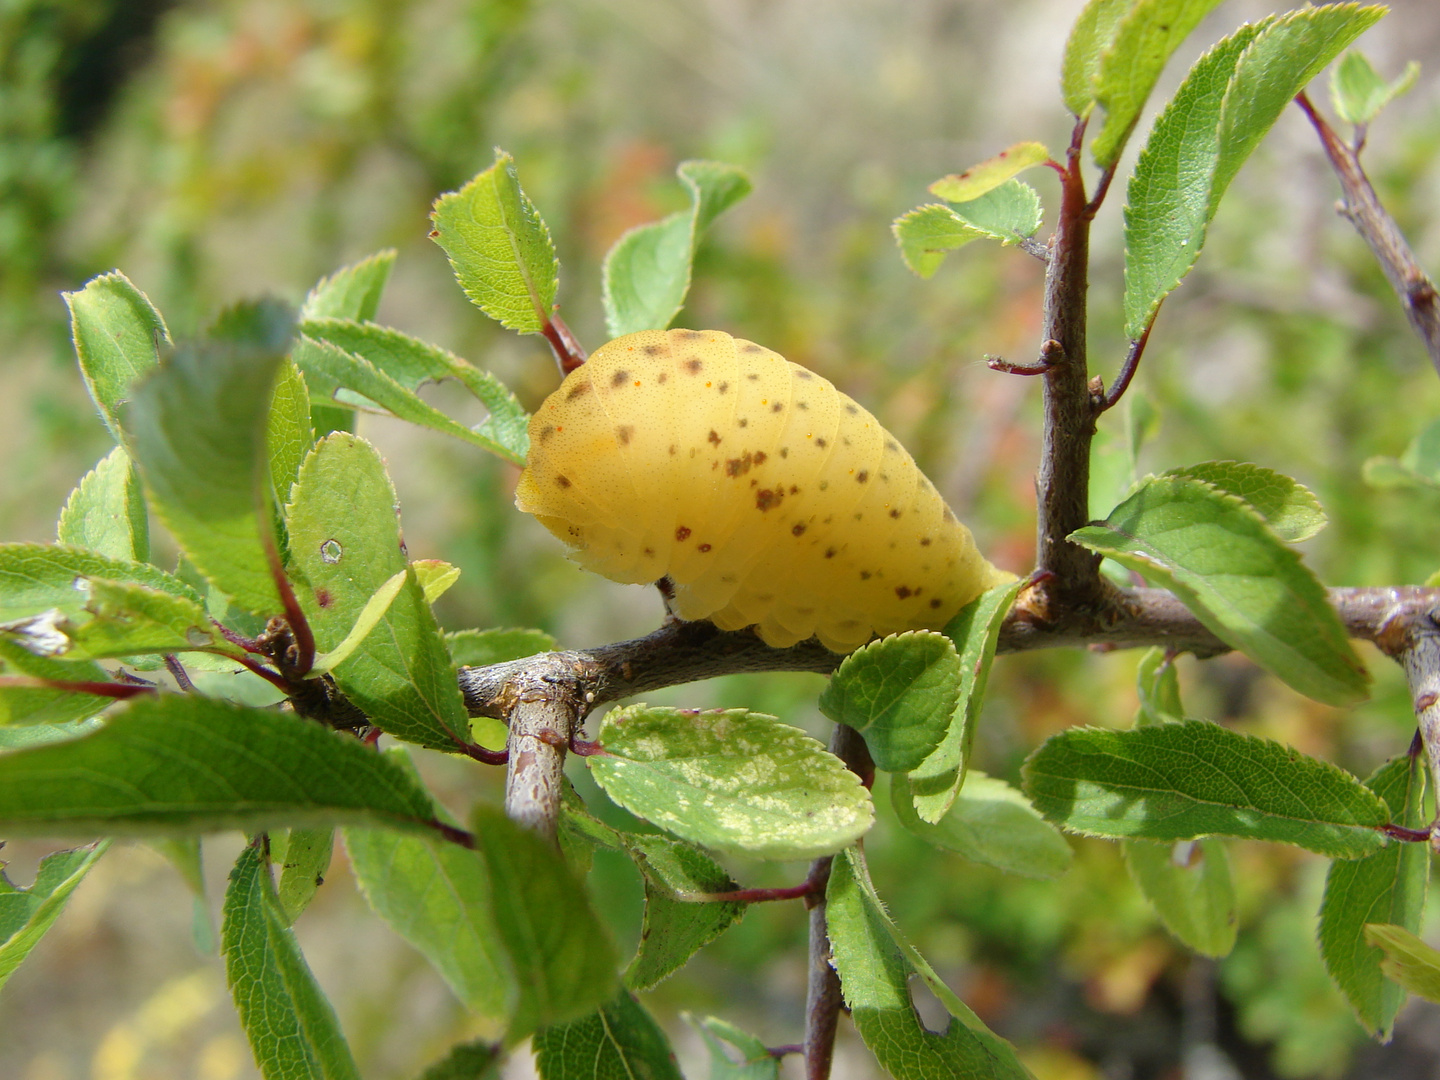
[3,0,1440,1078]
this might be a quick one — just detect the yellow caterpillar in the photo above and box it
[514,329,1009,652]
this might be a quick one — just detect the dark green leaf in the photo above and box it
[0,637,114,726]
[1091,0,1228,167]
[0,842,109,991]
[589,706,873,860]
[686,1015,779,1080]
[1364,924,1440,1004]
[414,1040,501,1080]
[1061,0,1132,116]
[1072,475,1369,705]
[0,694,441,839]
[285,433,471,750]
[431,150,557,334]
[64,271,170,442]
[1124,839,1236,956]
[0,542,199,624]
[534,990,683,1080]
[222,844,361,1080]
[1022,722,1390,858]
[447,628,557,667]
[1331,51,1421,127]
[892,772,1072,879]
[909,580,1024,822]
[1163,461,1326,542]
[623,833,745,991]
[819,630,961,772]
[948,180,1043,244]
[603,160,751,338]
[267,360,315,511]
[469,804,617,1039]
[827,847,1033,1080]
[0,720,101,751]
[1320,755,1429,1037]
[301,251,396,323]
[123,300,297,615]
[58,447,149,563]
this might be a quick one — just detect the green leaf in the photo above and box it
[1319,755,1429,1037]
[1363,456,1440,492]
[275,828,334,926]
[1124,839,1236,957]
[57,447,150,563]
[1061,0,1133,116]
[222,843,362,1080]
[1122,5,1384,337]
[447,627,557,667]
[64,271,170,443]
[928,142,1051,202]
[56,577,228,661]
[1331,51,1421,127]
[267,359,315,510]
[623,833,745,991]
[469,803,617,1039]
[1363,418,1440,492]
[285,433,471,750]
[819,630,961,772]
[1022,721,1390,858]
[1163,461,1326,542]
[307,569,408,676]
[892,772,1071,879]
[123,300,296,616]
[1133,647,1184,726]
[296,319,529,464]
[909,580,1024,822]
[0,694,441,839]
[685,1015,779,1080]
[0,543,199,625]
[1364,924,1440,1004]
[533,990,683,1080]
[1091,0,1228,168]
[0,720,101,751]
[431,149,558,334]
[589,706,874,861]
[301,250,396,323]
[948,180,1043,246]
[894,185,1041,278]
[0,637,114,726]
[413,560,461,605]
[603,160,751,338]
[0,842,109,991]
[1071,475,1369,706]
[415,1040,501,1080]
[345,822,512,1021]
[827,847,1033,1080]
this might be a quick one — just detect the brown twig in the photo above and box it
[1372,596,1440,851]
[1097,317,1155,413]
[500,653,587,842]
[1296,90,1440,375]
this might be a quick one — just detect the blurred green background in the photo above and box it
[3,0,1440,1077]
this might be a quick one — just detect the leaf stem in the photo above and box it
[541,313,588,374]
[1097,316,1156,414]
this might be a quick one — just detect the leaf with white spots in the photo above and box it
[588,706,874,861]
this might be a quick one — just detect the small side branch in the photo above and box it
[1096,318,1155,414]
[1296,91,1440,375]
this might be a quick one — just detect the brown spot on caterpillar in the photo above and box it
[658,372,668,384]
[610,369,631,387]
[860,570,872,580]
[895,586,913,599]
[841,437,851,447]
[616,425,634,445]
[825,547,837,558]
[856,470,869,483]
[789,485,799,495]
[920,538,932,546]
[718,381,729,393]
[779,447,789,458]
[742,342,763,353]
[738,418,749,428]
[316,588,333,608]
[755,489,783,511]
[643,344,667,355]
[771,402,784,412]
[889,509,901,518]
[845,403,859,414]
[556,475,572,487]
[538,425,556,443]
[698,543,712,552]
[643,547,655,556]
[708,430,722,446]
[930,598,944,609]
[566,380,592,400]
[677,330,704,339]
[685,358,704,374]
[880,473,890,482]
[885,440,899,452]
[676,526,692,541]
[747,373,760,380]
[796,606,814,615]
[754,451,767,465]
[818,480,829,491]
[669,444,678,455]
[815,437,828,449]
[792,523,807,536]
[797,401,809,410]
[797,370,813,380]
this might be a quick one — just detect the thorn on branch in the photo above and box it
[989,339,1064,376]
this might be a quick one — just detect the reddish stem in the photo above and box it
[0,676,153,700]
[263,534,315,677]
[542,314,588,374]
